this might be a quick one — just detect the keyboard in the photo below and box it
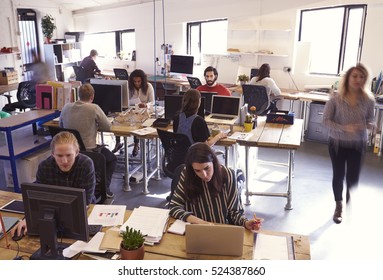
[88,224,103,236]
[210,115,235,120]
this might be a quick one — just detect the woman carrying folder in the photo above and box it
[169,142,262,230]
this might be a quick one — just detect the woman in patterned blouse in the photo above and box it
[169,142,262,230]
[323,63,375,224]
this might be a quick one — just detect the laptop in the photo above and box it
[204,95,241,125]
[185,224,244,256]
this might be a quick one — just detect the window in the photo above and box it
[83,29,135,60]
[299,5,366,75]
[187,19,227,65]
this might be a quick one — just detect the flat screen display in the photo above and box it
[170,55,194,75]
[165,95,204,120]
[91,83,122,116]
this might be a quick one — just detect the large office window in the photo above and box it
[83,29,135,60]
[299,5,366,75]
[187,19,227,65]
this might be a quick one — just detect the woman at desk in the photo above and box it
[323,63,375,224]
[173,89,226,146]
[112,69,155,155]
[249,63,281,111]
[169,142,262,230]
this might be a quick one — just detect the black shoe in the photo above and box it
[112,143,123,153]
[106,191,114,199]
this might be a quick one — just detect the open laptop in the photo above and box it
[204,95,241,125]
[185,224,244,256]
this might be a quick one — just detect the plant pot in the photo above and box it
[44,37,52,44]
[120,243,145,260]
[244,122,253,132]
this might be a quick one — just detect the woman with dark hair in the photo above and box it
[323,63,375,224]
[249,63,281,110]
[173,89,226,146]
[169,142,262,230]
[113,69,155,155]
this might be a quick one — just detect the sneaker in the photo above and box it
[112,142,123,154]
[106,191,114,199]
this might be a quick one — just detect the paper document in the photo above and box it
[142,118,156,127]
[253,233,295,260]
[63,232,106,258]
[131,127,157,136]
[120,206,169,243]
[88,205,126,226]
[99,227,122,252]
[228,131,253,141]
[167,219,189,235]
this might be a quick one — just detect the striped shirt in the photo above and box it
[169,165,247,227]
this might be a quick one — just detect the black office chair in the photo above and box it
[73,65,87,83]
[81,151,112,204]
[157,129,191,179]
[187,76,202,89]
[242,84,279,116]
[48,126,87,151]
[113,68,129,80]
[2,81,36,113]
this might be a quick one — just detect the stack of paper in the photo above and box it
[253,233,295,260]
[119,206,170,244]
[88,205,126,227]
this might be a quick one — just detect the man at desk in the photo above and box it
[60,83,116,199]
[197,66,231,96]
[80,49,102,82]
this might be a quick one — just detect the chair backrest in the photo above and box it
[157,129,191,178]
[113,68,129,80]
[16,81,36,108]
[48,126,87,151]
[187,76,202,89]
[73,65,86,83]
[80,151,108,204]
[242,84,270,115]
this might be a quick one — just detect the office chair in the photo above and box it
[157,129,191,179]
[81,151,113,204]
[48,126,87,151]
[187,76,202,89]
[113,68,129,80]
[242,84,279,116]
[73,65,86,83]
[2,81,36,113]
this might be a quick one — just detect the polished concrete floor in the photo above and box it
[109,139,383,260]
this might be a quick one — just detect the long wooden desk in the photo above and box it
[236,117,304,210]
[0,190,310,260]
[0,83,18,95]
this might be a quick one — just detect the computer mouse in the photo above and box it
[12,228,25,242]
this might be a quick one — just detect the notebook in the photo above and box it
[185,224,244,256]
[204,95,241,125]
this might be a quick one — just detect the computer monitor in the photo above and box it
[90,83,122,116]
[170,55,194,76]
[21,182,89,260]
[90,78,128,108]
[250,68,259,79]
[164,95,205,120]
[179,91,217,115]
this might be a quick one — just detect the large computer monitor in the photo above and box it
[170,55,194,76]
[90,78,128,108]
[164,95,205,120]
[21,182,89,260]
[90,83,122,116]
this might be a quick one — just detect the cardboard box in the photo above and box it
[0,70,18,85]
[2,147,51,188]
[266,110,294,124]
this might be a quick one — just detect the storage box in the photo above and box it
[0,70,18,85]
[2,147,51,188]
[266,110,294,124]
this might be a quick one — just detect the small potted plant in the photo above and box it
[120,226,146,260]
[237,74,249,85]
[41,14,56,44]
[244,113,253,132]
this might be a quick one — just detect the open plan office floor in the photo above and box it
[107,139,383,260]
[1,138,383,260]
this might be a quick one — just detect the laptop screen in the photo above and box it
[211,95,240,116]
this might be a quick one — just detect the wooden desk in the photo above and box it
[236,117,304,209]
[0,190,310,260]
[0,83,18,95]
[0,110,60,192]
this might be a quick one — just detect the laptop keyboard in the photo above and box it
[210,115,235,120]
[88,224,103,236]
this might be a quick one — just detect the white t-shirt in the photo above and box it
[249,77,281,98]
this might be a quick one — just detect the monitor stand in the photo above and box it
[30,209,70,260]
